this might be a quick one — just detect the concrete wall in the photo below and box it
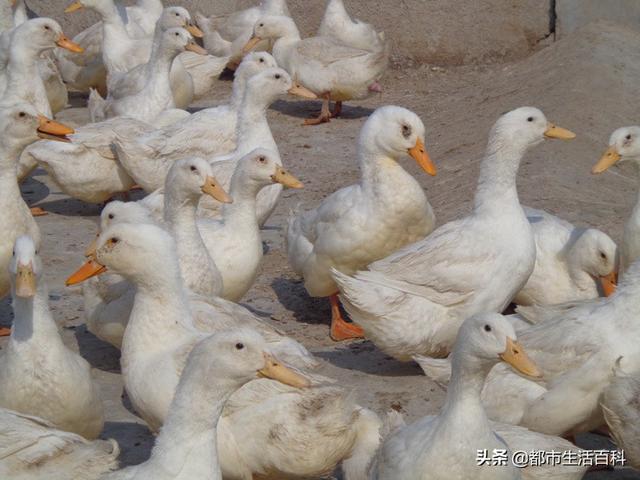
[28,0,553,65]
[556,0,640,37]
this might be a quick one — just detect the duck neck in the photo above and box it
[11,282,64,349]
[473,138,526,215]
[150,367,241,480]
[98,1,130,44]
[235,88,275,155]
[628,162,640,230]
[229,69,249,110]
[5,43,45,105]
[222,172,263,229]
[12,0,28,26]
[439,352,493,434]
[0,141,29,204]
[141,44,176,106]
[271,25,301,65]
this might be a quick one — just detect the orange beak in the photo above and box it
[408,138,436,176]
[37,115,74,142]
[600,270,618,297]
[56,33,83,53]
[66,259,107,286]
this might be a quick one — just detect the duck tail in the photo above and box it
[341,407,382,480]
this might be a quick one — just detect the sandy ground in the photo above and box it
[1,19,640,479]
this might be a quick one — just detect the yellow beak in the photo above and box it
[408,138,436,176]
[257,353,310,388]
[64,0,83,13]
[271,166,304,189]
[201,176,233,203]
[499,337,542,378]
[544,123,576,140]
[242,35,262,54]
[185,41,208,55]
[56,33,84,53]
[287,82,318,99]
[37,115,74,142]
[186,23,204,38]
[591,146,621,174]
[600,270,618,297]
[66,258,107,286]
[15,263,36,298]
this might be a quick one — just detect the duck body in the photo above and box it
[0,237,104,440]
[0,408,119,480]
[371,313,585,480]
[262,16,388,102]
[479,266,640,436]
[333,108,575,360]
[287,106,435,299]
[112,52,277,194]
[514,207,617,306]
[24,116,153,202]
[318,0,385,52]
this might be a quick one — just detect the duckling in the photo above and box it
[112,51,278,193]
[286,106,436,341]
[244,15,388,125]
[0,236,104,439]
[370,313,586,480]
[332,107,575,361]
[514,207,618,305]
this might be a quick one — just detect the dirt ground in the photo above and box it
[1,19,640,479]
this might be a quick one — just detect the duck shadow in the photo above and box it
[20,172,50,205]
[270,99,374,120]
[103,420,154,468]
[34,197,103,217]
[0,297,13,329]
[74,324,121,373]
[271,277,330,326]
[315,342,424,377]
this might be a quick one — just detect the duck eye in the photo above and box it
[626,134,632,141]
[175,32,179,36]
[527,117,534,122]
[190,165,197,172]
[108,213,114,219]
[600,252,607,259]
[484,324,492,332]
[18,112,25,117]
[259,23,264,27]
[44,25,50,30]
[235,342,244,350]
[401,124,411,138]
[275,74,281,79]
[258,156,266,163]
[175,12,179,15]
[110,237,119,244]
[259,58,264,63]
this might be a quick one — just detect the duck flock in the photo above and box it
[0,0,638,479]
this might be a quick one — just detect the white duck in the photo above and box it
[200,148,303,301]
[98,7,204,110]
[332,107,575,361]
[602,356,640,470]
[244,14,388,125]
[197,0,290,68]
[80,201,154,349]
[318,0,385,51]
[68,222,381,479]
[55,0,163,95]
[371,313,586,480]
[102,328,309,480]
[100,28,206,122]
[466,260,640,437]
[0,18,81,117]
[0,408,118,480]
[514,207,618,305]
[204,68,316,225]
[24,116,154,204]
[592,126,640,280]
[112,51,278,193]
[0,236,104,440]
[286,105,436,341]
[0,104,72,301]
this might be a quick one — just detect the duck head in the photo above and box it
[158,6,203,38]
[9,235,41,299]
[11,18,82,54]
[592,126,640,174]
[164,157,232,205]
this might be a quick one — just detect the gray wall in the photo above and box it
[29,0,553,65]
[556,0,640,37]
